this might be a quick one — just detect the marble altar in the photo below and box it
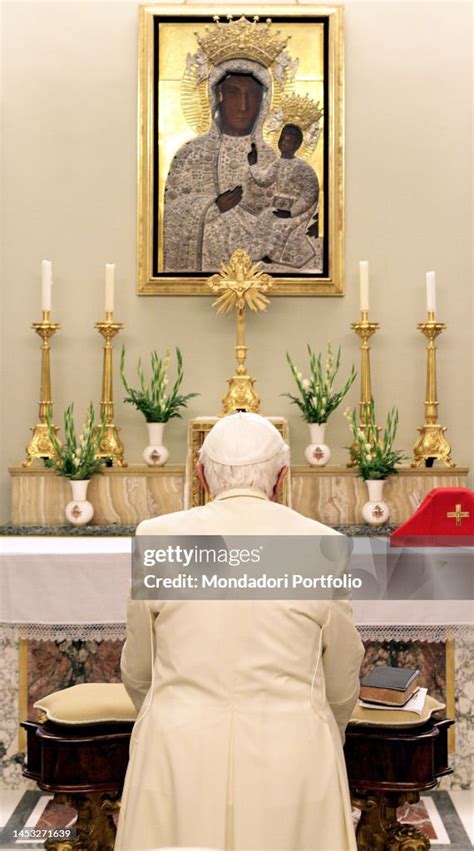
[0,535,472,792]
[9,465,469,526]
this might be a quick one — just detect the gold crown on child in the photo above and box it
[278,94,323,131]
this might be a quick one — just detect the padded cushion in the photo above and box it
[349,694,446,727]
[34,683,137,725]
[35,684,446,729]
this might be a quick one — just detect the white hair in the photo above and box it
[199,445,290,498]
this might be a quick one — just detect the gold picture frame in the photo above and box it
[137,4,344,296]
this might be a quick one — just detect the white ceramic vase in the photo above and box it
[65,480,94,526]
[304,422,331,467]
[362,479,390,526]
[143,422,169,467]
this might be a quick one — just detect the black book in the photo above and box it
[360,667,420,706]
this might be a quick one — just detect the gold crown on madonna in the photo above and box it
[195,15,290,68]
[278,94,323,130]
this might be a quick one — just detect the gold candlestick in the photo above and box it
[23,311,61,466]
[348,309,380,466]
[412,310,455,468]
[207,249,273,415]
[95,311,127,466]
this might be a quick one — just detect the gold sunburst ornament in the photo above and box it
[207,249,273,415]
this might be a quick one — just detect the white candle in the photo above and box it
[359,261,369,312]
[426,271,436,313]
[41,260,52,312]
[105,263,115,313]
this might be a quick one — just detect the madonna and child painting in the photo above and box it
[138,12,344,293]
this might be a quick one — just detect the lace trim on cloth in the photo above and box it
[358,624,473,642]
[0,622,472,643]
[0,623,127,642]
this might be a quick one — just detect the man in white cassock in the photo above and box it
[115,413,365,851]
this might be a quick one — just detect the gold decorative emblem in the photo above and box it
[312,447,325,461]
[150,449,161,464]
[45,790,120,851]
[208,249,272,314]
[372,505,385,519]
[196,15,290,68]
[207,249,273,415]
[352,789,431,851]
[446,504,470,526]
[71,504,82,519]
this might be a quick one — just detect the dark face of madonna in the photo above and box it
[217,73,263,136]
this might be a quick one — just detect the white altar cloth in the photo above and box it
[0,538,130,639]
[0,537,472,641]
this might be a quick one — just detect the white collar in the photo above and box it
[213,487,269,502]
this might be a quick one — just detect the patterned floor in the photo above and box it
[0,788,472,850]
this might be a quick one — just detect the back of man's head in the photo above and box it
[199,413,290,498]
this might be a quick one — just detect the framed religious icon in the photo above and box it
[137,5,344,296]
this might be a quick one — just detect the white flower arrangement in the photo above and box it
[45,403,106,480]
[344,400,405,480]
[284,343,357,424]
[120,347,199,423]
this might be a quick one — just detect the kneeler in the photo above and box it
[22,683,453,851]
[345,697,453,851]
[22,684,135,851]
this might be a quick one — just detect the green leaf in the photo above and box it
[346,398,406,479]
[118,346,199,421]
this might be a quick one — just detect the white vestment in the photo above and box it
[115,488,365,851]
